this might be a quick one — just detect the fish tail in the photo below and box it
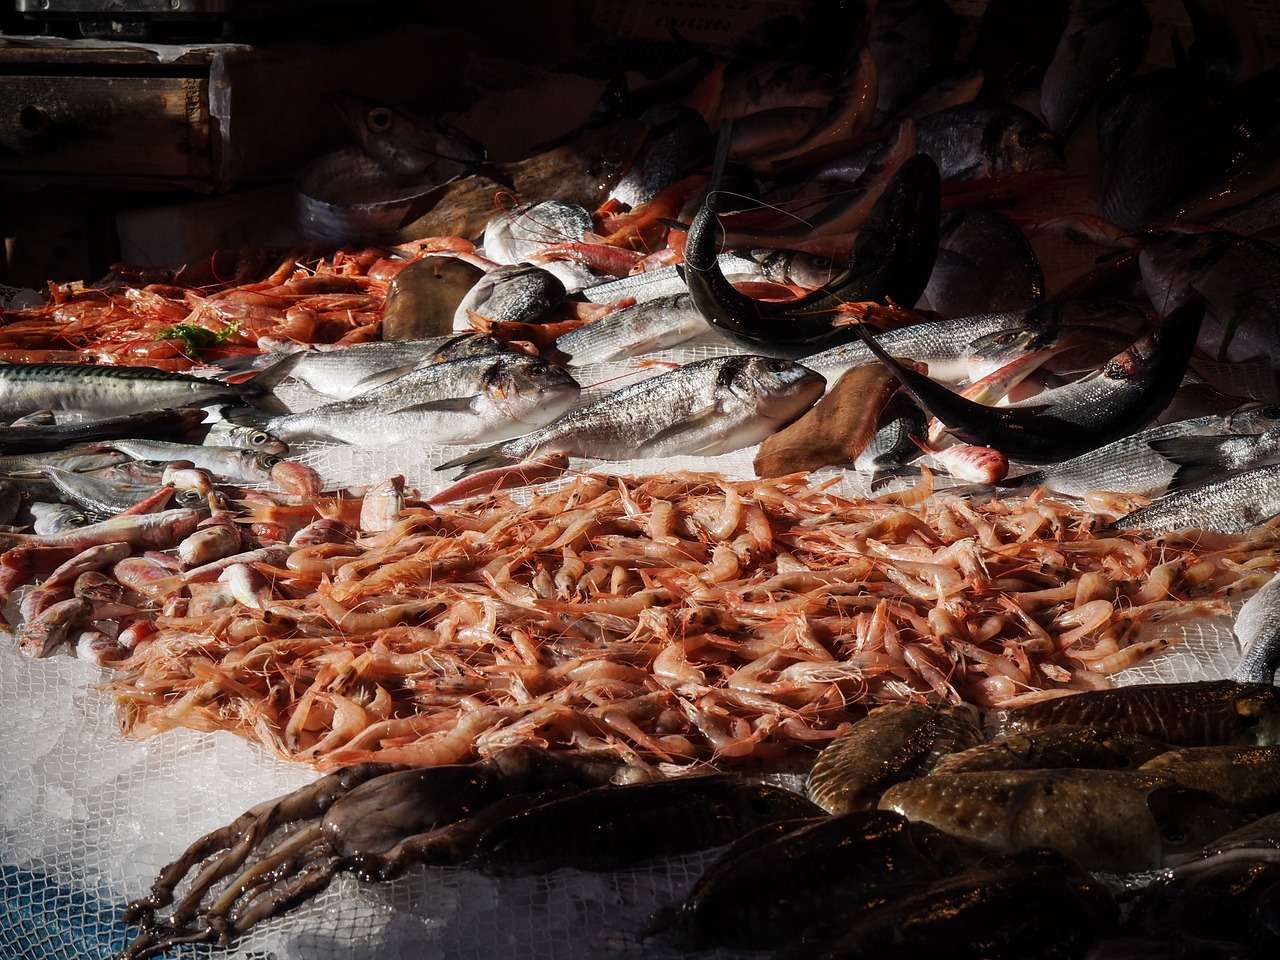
[219,405,272,432]
[434,442,518,478]
[237,352,305,394]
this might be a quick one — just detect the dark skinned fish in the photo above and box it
[452,264,566,329]
[930,725,1169,776]
[988,681,1280,746]
[0,408,209,454]
[850,297,1203,463]
[1040,0,1151,138]
[806,704,982,814]
[681,151,940,358]
[1140,746,1280,811]
[973,0,1071,100]
[918,208,1044,316]
[333,94,486,182]
[915,103,1063,189]
[470,775,822,875]
[1234,573,1280,687]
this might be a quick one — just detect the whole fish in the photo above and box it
[879,769,1240,871]
[38,467,173,520]
[1009,404,1280,497]
[1040,0,1151,138]
[482,201,592,265]
[553,293,710,366]
[802,310,1039,387]
[1233,573,1280,686]
[682,152,941,357]
[0,359,297,421]
[200,420,288,455]
[452,264,565,330]
[0,408,209,454]
[867,0,960,120]
[0,448,127,477]
[988,681,1280,746]
[28,502,87,536]
[973,0,1071,99]
[1140,746,1280,811]
[471,775,822,875]
[1139,228,1280,369]
[579,254,762,305]
[1112,464,1280,534]
[930,725,1169,776]
[437,356,824,476]
[917,208,1044,316]
[1098,70,1229,230]
[105,441,278,484]
[804,849,1116,960]
[260,353,580,447]
[853,298,1203,463]
[332,94,486,182]
[807,704,983,814]
[218,335,510,400]
[915,102,1063,187]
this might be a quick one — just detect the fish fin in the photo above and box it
[639,400,723,453]
[386,395,477,415]
[220,405,271,431]
[435,442,517,477]
[869,467,917,492]
[1148,435,1248,492]
[657,218,690,232]
[238,351,306,394]
[348,363,421,395]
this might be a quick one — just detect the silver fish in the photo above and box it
[1013,405,1280,497]
[39,467,173,520]
[1233,574,1280,686]
[483,200,593,265]
[579,254,762,305]
[553,294,712,365]
[915,102,1063,185]
[0,448,128,477]
[452,264,566,330]
[28,502,88,536]
[261,353,580,448]
[220,335,509,401]
[0,357,297,420]
[854,397,927,478]
[1112,464,1280,534]
[439,356,825,476]
[800,311,1036,386]
[200,420,288,455]
[106,441,278,484]
[1149,427,1280,492]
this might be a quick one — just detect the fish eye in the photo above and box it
[263,456,281,468]
[251,432,269,446]
[764,360,789,372]
[366,108,393,132]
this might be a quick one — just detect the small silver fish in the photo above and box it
[106,441,278,484]
[579,254,763,305]
[29,501,88,536]
[200,420,288,455]
[1113,464,1280,534]
[39,467,166,520]
[554,294,712,365]
[439,356,824,476]
[1233,574,1280,686]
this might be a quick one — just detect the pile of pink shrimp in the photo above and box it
[110,471,1280,776]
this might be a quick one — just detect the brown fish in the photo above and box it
[987,681,1280,747]
[931,725,1169,776]
[754,363,910,478]
[382,257,484,340]
[806,703,982,814]
[1140,747,1280,812]
[878,769,1243,872]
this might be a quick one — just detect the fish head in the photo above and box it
[997,117,1064,176]
[332,94,485,179]
[481,357,581,428]
[723,357,826,425]
[1147,784,1251,863]
[964,326,1056,379]
[224,423,289,456]
[240,451,283,483]
[173,488,208,511]
[1234,686,1280,745]
[1226,403,1280,434]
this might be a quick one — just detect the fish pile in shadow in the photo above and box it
[121,679,1280,959]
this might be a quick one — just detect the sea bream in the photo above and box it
[553,293,714,366]
[438,356,825,476]
[0,357,299,421]
[257,353,581,448]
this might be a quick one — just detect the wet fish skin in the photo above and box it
[664,810,950,950]
[930,725,1169,776]
[1201,810,1280,858]
[1112,463,1280,535]
[200,420,288,456]
[879,769,1241,872]
[1140,746,1280,811]
[1234,574,1280,686]
[553,293,709,365]
[471,775,822,875]
[452,264,566,330]
[807,703,983,814]
[609,105,708,209]
[916,102,1063,185]
[1126,854,1280,949]
[0,448,128,478]
[854,397,926,476]
[1151,428,1280,492]
[918,208,1044,316]
[105,441,278,484]
[0,408,209,455]
[580,254,762,305]
[265,353,580,448]
[483,201,592,265]
[1040,0,1151,138]
[29,502,87,535]
[988,681,1280,747]
[439,356,824,475]
[38,467,164,521]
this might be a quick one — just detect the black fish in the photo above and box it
[918,208,1044,316]
[849,297,1203,463]
[470,775,821,875]
[916,102,1064,188]
[682,151,940,358]
[0,408,208,454]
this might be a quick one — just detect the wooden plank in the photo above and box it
[0,75,210,179]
